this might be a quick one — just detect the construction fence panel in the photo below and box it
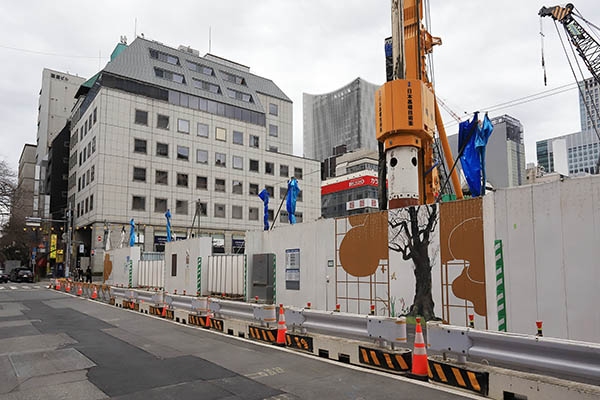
[207,255,245,297]
[138,260,165,288]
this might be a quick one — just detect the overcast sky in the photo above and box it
[1,0,599,174]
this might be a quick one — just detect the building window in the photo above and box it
[196,149,208,164]
[154,67,186,84]
[133,167,146,182]
[132,196,146,211]
[156,142,169,157]
[134,138,147,154]
[196,176,207,190]
[265,162,274,175]
[269,124,278,137]
[177,118,190,133]
[280,165,289,177]
[79,152,82,166]
[215,127,227,141]
[157,114,169,130]
[92,137,96,153]
[86,169,90,184]
[232,205,243,220]
[296,212,303,223]
[176,200,188,214]
[226,88,253,103]
[155,198,167,213]
[215,178,226,192]
[265,185,274,198]
[176,173,189,187]
[233,155,243,170]
[269,103,278,116]
[233,130,243,145]
[90,195,94,211]
[249,135,259,148]
[90,165,95,182]
[280,187,287,199]
[232,180,243,194]
[249,159,259,172]
[186,60,214,76]
[267,209,274,222]
[192,78,220,93]
[177,145,189,161]
[249,207,259,220]
[215,203,226,218]
[78,177,81,191]
[85,198,88,213]
[268,146,278,153]
[156,170,168,185]
[294,167,303,179]
[135,109,148,125]
[220,70,246,85]
[249,183,259,195]
[297,190,303,202]
[197,123,209,138]
[149,49,180,65]
[93,108,97,123]
[196,201,208,216]
[280,211,289,223]
[215,152,226,167]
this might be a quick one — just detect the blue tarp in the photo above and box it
[258,189,269,231]
[165,209,172,242]
[476,114,494,195]
[286,178,300,224]
[129,218,136,247]
[458,112,482,196]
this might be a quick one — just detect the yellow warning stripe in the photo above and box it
[383,353,394,369]
[360,348,369,364]
[267,331,275,342]
[434,363,447,382]
[467,371,480,392]
[295,337,301,347]
[369,350,381,366]
[394,354,408,370]
[428,364,433,379]
[451,367,466,387]
[261,330,267,341]
[286,335,291,345]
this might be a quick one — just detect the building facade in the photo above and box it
[303,78,380,162]
[448,114,526,189]
[68,38,320,270]
[536,130,600,175]
[17,144,37,218]
[321,149,379,218]
[46,123,71,221]
[579,77,600,132]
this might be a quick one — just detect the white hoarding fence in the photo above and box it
[207,255,246,298]
[138,260,164,288]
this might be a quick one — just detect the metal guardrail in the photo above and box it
[209,298,256,321]
[427,321,600,381]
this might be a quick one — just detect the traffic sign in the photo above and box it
[97,235,102,242]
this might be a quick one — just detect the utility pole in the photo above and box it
[65,202,72,278]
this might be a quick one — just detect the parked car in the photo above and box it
[0,269,8,283]
[9,268,33,283]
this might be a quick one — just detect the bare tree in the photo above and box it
[0,160,16,218]
[388,204,439,320]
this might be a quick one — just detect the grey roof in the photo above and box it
[102,37,291,114]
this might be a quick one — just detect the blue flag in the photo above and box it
[129,218,136,247]
[286,178,300,224]
[165,209,172,242]
[458,112,482,196]
[258,189,269,231]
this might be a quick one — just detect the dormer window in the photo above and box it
[149,49,180,66]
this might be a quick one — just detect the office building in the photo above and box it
[536,130,599,175]
[447,114,526,189]
[68,37,320,270]
[17,144,37,218]
[303,78,380,162]
[46,123,71,221]
[579,77,600,132]
[321,149,379,218]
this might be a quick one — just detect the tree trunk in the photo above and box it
[408,246,436,320]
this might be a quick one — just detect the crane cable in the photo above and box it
[540,17,548,86]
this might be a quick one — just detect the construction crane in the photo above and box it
[539,3,600,173]
[376,0,463,208]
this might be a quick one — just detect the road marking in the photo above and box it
[9,286,17,290]
[34,286,40,289]
[22,286,30,289]
[0,287,4,290]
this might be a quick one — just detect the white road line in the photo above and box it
[9,286,17,290]
[21,286,30,289]
[34,286,40,289]
[0,287,4,290]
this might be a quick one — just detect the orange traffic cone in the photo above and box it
[56,280,61,291]
[204,309,212,329]
[65,282,71,293]
[410,317,429,380]
[91,286,98,299]
[77,284,82,296]
[276,304,287,346]
[162,304,167,317]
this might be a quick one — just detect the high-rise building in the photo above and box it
[17,144,37,218]
[447,114,526,189]
[579,77,600,132]
[68,37,321,270]
[536,130,599,175]
[303,78,380,162]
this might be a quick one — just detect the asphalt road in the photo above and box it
[0,283,479,399]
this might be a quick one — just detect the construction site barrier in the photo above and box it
[209,298,256,321]
[427,321,600,381]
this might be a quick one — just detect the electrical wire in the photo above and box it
[0,44,102,59]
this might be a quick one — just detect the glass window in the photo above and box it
[265,162,274,175]
[192,78,220,93]
[135,109,148,125]
[157,114,169,130]
[296,212,303,223]
[269,103,278,116]
[93,108,97,123]
[186,60,214,76]
[226,88,253,103]
[156,170,168,185]
[280,187,287,199]
[154,67,186,84]
[85,198,88,213]
[249,159,259,172]
[196,149,208,164]
[92,137,96,153]
[297,190,303,202]
[265,185,274,197]
[249,207,259,220]
[267,209,274,222]
[280,211,289,223]
[196,176,207,190]
[215,178,226,192]
[196,201,208,216]
[197,123,209,138]
[176,173,189,187]
[133,167,146,182]
[177,145,189,161]
[249,183,259,195]
[134,138,147,154]
[174,200,187,215]
[155,198,167,213]
[220,70,246,85]
[294,167,303,179]
[232,205,243,219]
[268,146,278,153]
[91,165,95,181]
[216,127,227,141]
[132,196,145,211]
[90,195,94,211]
[232,180,243,194]
[156,142,169,157]
[215,152,226,167]
[280,164,289,177]
[249,135,259,148]
[269,124,278,137]
[233,155,243,170]
[177,118,190,133]
[215,203,226,218]
[149,49,180,65]
[233,130,243,145]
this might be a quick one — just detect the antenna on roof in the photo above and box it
[134,18,137,38]
[209,26,212,53]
